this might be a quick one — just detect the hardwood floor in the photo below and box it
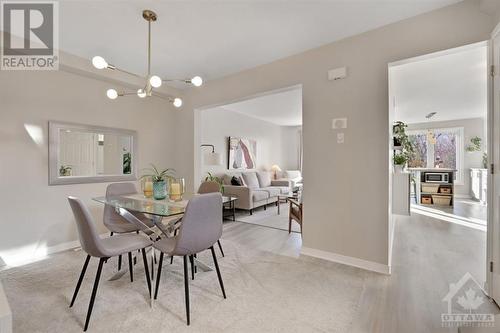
[222,207,498,332]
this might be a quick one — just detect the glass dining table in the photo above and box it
[92,193,237,307]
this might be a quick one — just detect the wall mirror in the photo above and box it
[49,121,138,185]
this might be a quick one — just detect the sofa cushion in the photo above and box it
[262,187,280,197]
[257,171,272,188]
[273,186,290,194]
[252,190,269,202]
[242,172,260,189]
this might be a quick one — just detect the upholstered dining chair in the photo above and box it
[197,181,225,257]
[68,196,153,331]
[104,182,154,272]
[153,193,227,325]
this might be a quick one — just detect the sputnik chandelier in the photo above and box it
[91,9,203,107]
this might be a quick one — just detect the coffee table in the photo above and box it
[277,193,299,215]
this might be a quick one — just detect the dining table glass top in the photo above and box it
[92,193,237,217]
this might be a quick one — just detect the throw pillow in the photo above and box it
[257,171,272,187]
[231,176,242,186]
[242,172,260,189]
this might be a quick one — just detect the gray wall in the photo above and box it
[0,69,177,266]
[407,117,486,196]
[200,107,301,180]
[174,0,495,269]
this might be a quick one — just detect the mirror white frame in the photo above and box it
[48,121,138,185]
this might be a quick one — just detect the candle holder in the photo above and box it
[169,178,185,202]
[141,176,153,198]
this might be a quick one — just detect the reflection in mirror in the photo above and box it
[58,130,132,177]
[49,122,137,185]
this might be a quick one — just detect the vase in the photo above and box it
[394,165,404,173]
[153,181,167,200]
[169,178,185,202]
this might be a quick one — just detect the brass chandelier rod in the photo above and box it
[91,9,203,107]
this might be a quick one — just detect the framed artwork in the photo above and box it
[228,137,257,169]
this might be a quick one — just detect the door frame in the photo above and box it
[387,40,492,292]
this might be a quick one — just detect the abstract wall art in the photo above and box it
[228,137,257,169]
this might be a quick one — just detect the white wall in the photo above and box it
[200,107,300,180]
[407,117,486,196]
[175,0,495,272]
[0,69,177,267]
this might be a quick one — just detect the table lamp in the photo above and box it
[271,164,282,179]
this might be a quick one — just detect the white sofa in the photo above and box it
[282,170,303,190]
[222,171,290,214]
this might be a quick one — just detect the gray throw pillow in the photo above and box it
[242,172,260,189]
[257,171,272,188]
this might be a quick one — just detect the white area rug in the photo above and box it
[235,203,301,233]
[0,239,363,332]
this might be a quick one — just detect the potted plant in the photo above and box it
[59,165,72,177]
[141,164,175,200]
[465,136,482,152]
[393,121,414,173]
[393,153,408,173]
[205,172,223,192]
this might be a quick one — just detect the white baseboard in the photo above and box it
[301,247,391,275]
[0,282,12,333]
[0,233,109,270]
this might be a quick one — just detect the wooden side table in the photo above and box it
[288,198,302,235]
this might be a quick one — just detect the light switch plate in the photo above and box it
[332,118,347,129]
[337,133,345,144]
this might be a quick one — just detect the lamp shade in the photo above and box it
[204,152,222,166]
[271,164,282,172]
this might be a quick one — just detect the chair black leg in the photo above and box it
[170,256,174,264]
[217,240,225,257]
[249,209,253,215]
[183,255,190,325]
[194,254,197,273]
[128,252,134,282]
[154,252,164,300]
[118,254,122,271]
[190,255,195,280]
[83,257,106,331]
[150,250,155,280]
[210,246,226,299]
[70,255,90,307]
[141,248,152,295]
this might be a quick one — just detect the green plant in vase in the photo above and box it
[141,164,175,200]
[205,172,223,192]
[393,121,414,172]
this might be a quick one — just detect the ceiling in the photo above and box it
[392,44,487,124]
[220,87,302,126]
[57,0,462,84]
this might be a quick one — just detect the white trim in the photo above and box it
[0,281,12,333]
[388,41,488,68]
[388,216,396,268]
[0,233,109,271]
[301,247,391,275]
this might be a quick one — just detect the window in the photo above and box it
[407,127,464,184]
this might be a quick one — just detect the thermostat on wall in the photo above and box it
[328,67,347,81]
[332,118,347,129]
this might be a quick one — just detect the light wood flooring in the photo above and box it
[222,206,497,332]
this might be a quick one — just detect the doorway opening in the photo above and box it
[193,85,303,255]
[388,42,489,288]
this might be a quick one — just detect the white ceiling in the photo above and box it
[57,0,462,84]
[392,44,487,124]
[220,87,302,126]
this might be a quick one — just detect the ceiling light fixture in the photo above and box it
[92,10,203,107]
[425,112,437,119]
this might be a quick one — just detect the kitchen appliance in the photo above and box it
[425,172,449,183]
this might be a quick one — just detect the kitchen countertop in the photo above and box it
[407,168,457,172]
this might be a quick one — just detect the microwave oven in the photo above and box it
[425,173,449,183]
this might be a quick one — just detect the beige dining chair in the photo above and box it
[68,196,153,331]
[153,193,227,325]
[104,182,154,273]
[197,181,225,257]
